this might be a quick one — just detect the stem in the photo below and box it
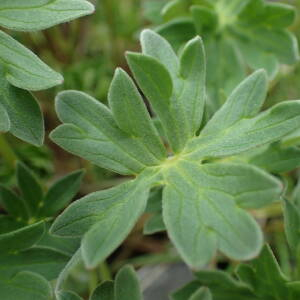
[89,269,99,294]
[99,261,112,281]
[0,134,17,167]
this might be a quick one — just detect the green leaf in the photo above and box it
[0,221,45,253]
[189,287,212,300]
[0,30,63,90]
[236,245,291,299]
[0,185,28,220]
[51,91,161,175]
[0,247,69,280]
[0,271,52,300]
[171,281,202,300]
[17,162,43,217]
[0,0,94,31]
[0,104,9,132]
[57,291,83,300]
[90,281,114,300]
[38,170,84,217]
[115,265,142,300]
[249,143,300,173]
[108,68,166,161]
[283,198,300,251]
[143,213,166,235]
[163,161,281,268]
[0,215,24,234]
[195,269,255,300]
[0,72,44,146]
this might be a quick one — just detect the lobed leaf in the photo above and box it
[90,281,114,300]
[162,160,281,268]
[189,287,212,300]
[57,291,83,300]
[0,0,94,31]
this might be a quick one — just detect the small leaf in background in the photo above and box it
[249,143,300,173]
[38,169,84,217]
[143,213,166,235]
[189,287,212,300]
[0,104,9,132]
[0,0,94,31]
[0,30,63,91]
[0,271,52,300]
[57,290,84,300]
[0,221,44,253]
[0,247,69,280]
[115,265,143,300]
[171,281,202,300]
[90,281,114,300]
[0,71,44,146]
[236,245,290,299]
[17,162,43,218]
[283,198,300,251]
[0,185,28,220]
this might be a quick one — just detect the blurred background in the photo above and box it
[1,0,300,298]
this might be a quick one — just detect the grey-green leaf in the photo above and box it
[0,71,44,146]
[163,161,280,268]
[143,213,166,235]
[0,30,63,90]
[108,68,166,161]
[0,0,94,31]
[115,265,143,300]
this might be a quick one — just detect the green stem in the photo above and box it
[89,269,99,294]
[99,261,112,281]
[0,134,17,167]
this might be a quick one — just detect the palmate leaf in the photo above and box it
[51,30,299,269]
[155,0,299,109]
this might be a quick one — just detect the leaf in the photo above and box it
[108,67,166,161]
[195,269,256,300]
[0,72,44,146]
[236,245,291,299]
[162,161,281,268]
[0,221,45,253]
[189,287,212,300]
[57,291,83,300]
[90,281,114,300]
[0,271,52,300]
[0,184,28,220]
[283,198,300,251]
[0,30,63,90]
[171,281,202,300]
[38,169,85,217]
[17,162,43,217]
[0,247,69,280]
[0,0,94,31]
[51,91,161,175]
[114,265,142,300]
[249,143,300,173]
[144,213,166,235]
[187,99,300,160]
[51,169,159,267]
[0,103,9,132]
